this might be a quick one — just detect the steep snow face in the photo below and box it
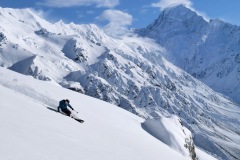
[136,5,240,105]
[0,7,239,160]
[0,68,192,160]
[142,115,196,159]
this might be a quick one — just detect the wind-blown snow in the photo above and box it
[0,67,216,160]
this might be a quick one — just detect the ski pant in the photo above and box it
[61,108,71,116]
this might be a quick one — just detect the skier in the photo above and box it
[58,99,84,123]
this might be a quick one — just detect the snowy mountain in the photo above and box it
[136,4,240,104]
[0,7,240,159]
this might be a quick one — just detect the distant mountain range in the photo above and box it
[0,6,239,159]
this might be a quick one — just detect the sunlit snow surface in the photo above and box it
[0,68,216,160]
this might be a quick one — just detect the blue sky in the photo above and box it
[0,0,240,34]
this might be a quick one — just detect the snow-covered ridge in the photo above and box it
[0,6,239,159]
[136,4,240,105]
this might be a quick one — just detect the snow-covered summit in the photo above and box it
[142,4,207,37]
[0,6,240,160]
[136,5,240,106]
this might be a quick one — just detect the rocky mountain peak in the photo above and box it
[162,4,195,18]
[139,5,207,37]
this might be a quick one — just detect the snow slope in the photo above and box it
[0,67,216,160]
[142,116,196,159]
[0,6,240,159]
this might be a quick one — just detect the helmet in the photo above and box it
[66,99,70,103]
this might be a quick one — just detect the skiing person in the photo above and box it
[57,99,84,123]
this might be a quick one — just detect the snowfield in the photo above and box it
[0,68,216,160]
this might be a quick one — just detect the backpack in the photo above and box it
[59,100,66,107]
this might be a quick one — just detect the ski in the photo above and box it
[74,118,84,123]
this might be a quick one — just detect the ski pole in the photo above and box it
[74,110,79,114]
